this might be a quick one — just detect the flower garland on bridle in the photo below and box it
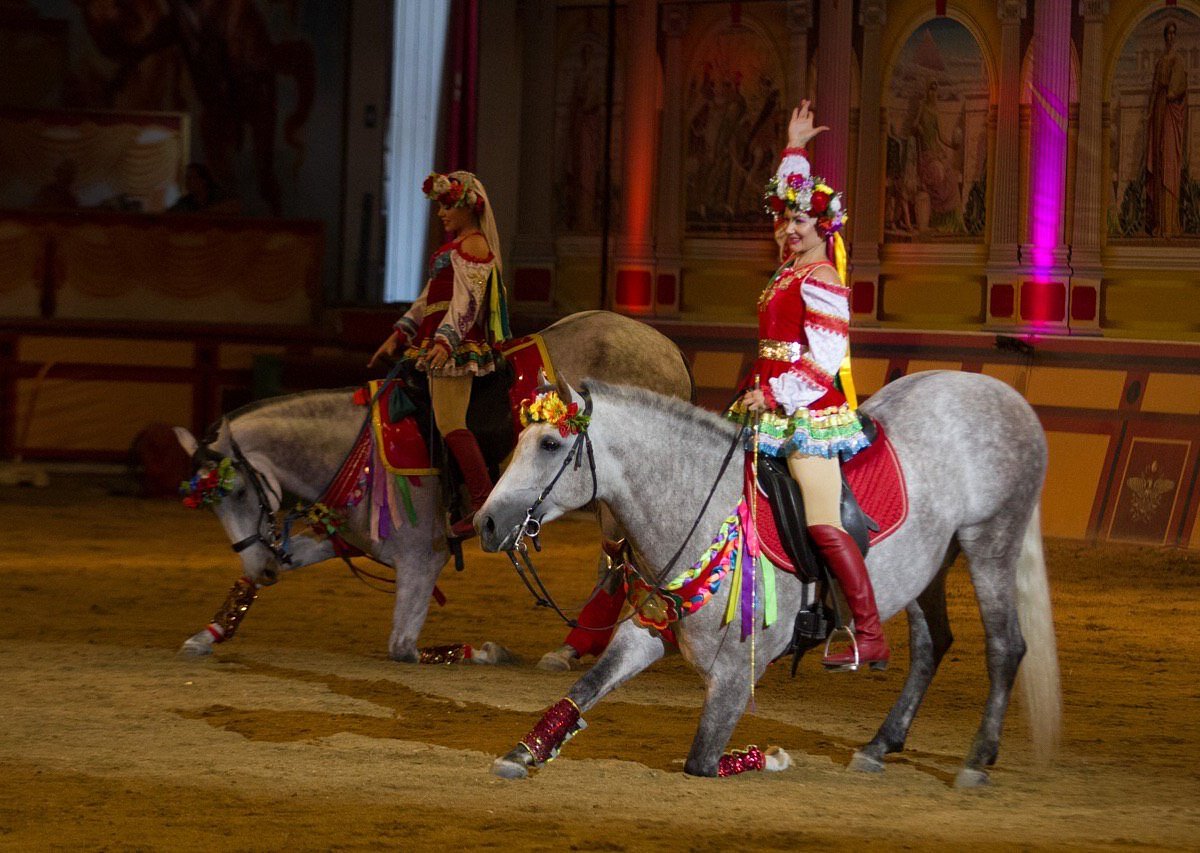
[180,457,235,508]
[519,390,590,436]
[763,172,847,234]
[423,171,486,215]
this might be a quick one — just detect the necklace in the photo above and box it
[758,259,823,308]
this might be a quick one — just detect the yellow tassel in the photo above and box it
[831,232,858,409]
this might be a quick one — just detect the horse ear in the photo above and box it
[555,371,579,405]
[173,427,199,457]
[535,368,555,395]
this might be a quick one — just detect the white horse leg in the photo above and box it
[851,563,956,773]
[178,628,216,658]
[386,546,448,662]
[492,621,665,778]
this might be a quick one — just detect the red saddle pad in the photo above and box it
[748,421,908,574]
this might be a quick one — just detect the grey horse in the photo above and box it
[479,371,1061,787]
[174,311,693,662]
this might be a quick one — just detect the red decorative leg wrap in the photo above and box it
[208,576,258,643]
[563,582,627,659]
[418,643,473,664]
[518,698,586,765]
[718,745,766,777]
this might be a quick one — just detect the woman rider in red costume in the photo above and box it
[543,103,887,673]
[370,171,510,540]
[730,101,888,671]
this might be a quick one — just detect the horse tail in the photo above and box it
[1015,500,1062,762]
[273,38,316,172]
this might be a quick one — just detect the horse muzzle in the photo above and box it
[478,511,520,552]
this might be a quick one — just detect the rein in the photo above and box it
[504,387,747,632]
[197,365,406,589]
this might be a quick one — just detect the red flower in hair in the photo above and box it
[421,175,434,196]
[446,183,464,203]
[474,197,485,214]
[768,195,785,214]
[810,191,830,214]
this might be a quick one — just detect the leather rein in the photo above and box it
[503,387,746,631]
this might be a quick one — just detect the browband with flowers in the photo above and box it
[422,171,486,214]
[519,390,590,436]
[180,457,235,508]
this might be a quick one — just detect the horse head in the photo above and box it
[478,375,597,552]
[173,421,297,585]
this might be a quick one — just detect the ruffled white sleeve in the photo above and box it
[768,274,850,415]
[435,249,493,348]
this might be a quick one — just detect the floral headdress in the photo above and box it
[763,155,847,235]
[519,390,590,436]
[422,171,486,215]
[180,457,235,509]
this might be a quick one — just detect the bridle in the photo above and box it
[192,430,294,568]
[503,387,598,626]
[503,386,746,630]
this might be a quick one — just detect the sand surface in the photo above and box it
[1,476,1198,851]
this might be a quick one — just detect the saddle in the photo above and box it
[751,413,880,585]
[381,335,558,521]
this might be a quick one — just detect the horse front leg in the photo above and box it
[492,621,665,779]
[386,543,448,663]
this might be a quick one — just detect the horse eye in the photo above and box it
[540,436,562,452]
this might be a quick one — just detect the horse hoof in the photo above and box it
[177,634,214,659]
[764,746,792,772]
[473,642,515,665]
[954,767,991,788]
[537,646,578,672]
[491,747,534,780]
[848,750,885,774]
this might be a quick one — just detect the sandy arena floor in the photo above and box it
[1,474,1198,851]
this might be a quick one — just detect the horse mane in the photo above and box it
[581,379,740,444]
[203,388,356,443]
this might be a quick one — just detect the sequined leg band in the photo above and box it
[518,697,587,766]
[205,576,258,642]
[418,644,474,664]
[718,745,766,777]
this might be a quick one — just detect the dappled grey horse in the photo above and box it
[174,311,693,662]
[479,371,1061,786]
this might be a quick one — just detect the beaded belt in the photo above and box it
[758,339,804,361]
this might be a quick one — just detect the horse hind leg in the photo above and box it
[954,522,1029,788]
[851,552,957,774]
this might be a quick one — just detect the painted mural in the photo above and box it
[554,6,624,235]
[6,0,342,222]
[1109,8,1200,239]
[683,12,786,236]
[884,18,989,243]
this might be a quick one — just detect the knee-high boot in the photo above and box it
[443,429,493,539]
[809,524,890,671]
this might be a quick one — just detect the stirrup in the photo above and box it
[821,626,860,671]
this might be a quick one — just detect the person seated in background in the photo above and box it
[169,163,241,215]
[32,159,80,211]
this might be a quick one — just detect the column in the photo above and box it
[786,0,814,102]
[510,0,556,305]
[848,0,886,325]
[812,0,853,190]
[1068,0,1109,334]
[613,0,659,314]
[1021,0,1072,333]
[985,0,1026,329]
[653,4,688,316]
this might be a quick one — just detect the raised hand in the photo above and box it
[787,100,829,148]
